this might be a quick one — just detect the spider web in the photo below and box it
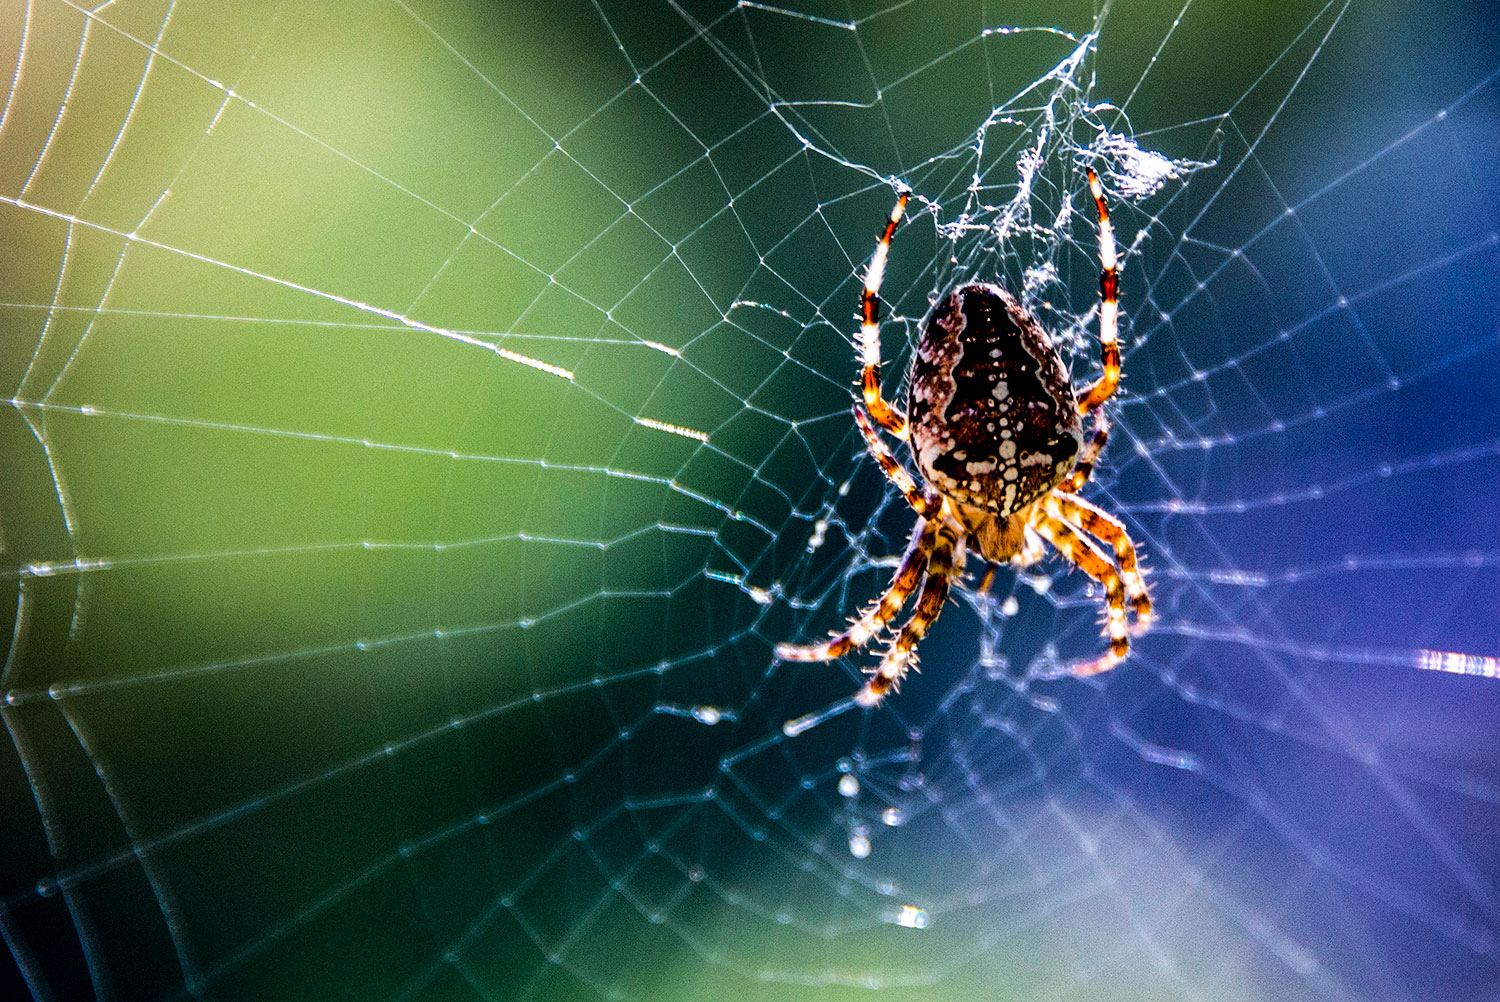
[1,0,1497,999]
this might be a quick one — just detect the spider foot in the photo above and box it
[774,641,824,662]
[1071,637,1129,677]
[775,615,883,664]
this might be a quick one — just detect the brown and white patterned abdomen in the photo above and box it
[906,283,1083,519]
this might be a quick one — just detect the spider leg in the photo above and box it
[1030,507,1131,676]
[775,517,937,663]
[858,526,960,707]
[859,189,912,438]
[1077,169,1121,415]
[1013,524,1046,568]
[1062,410,1110,494]
[1044,492,1153,631]
[853,403,942,521]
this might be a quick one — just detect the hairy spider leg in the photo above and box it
[1063,410,1110,493]
[1014,524,1046,568]
[775,517,938,663]
[858,526,960,707]
[1044,492,1152,631]
[1077,169,1121,415]
[858,189,912,438]
[1031,508,1131,676]
[852,403,942,520]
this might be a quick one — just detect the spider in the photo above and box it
[777,170,1152,708]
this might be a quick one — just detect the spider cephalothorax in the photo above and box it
[777,172,1152,708]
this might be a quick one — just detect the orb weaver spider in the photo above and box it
[777,171,1152,708]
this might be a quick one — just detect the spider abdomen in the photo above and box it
[907,282,1083,518]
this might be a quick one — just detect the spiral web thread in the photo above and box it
[0,1,1497,999]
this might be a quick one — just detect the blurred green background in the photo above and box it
[2,1,1498,1000]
